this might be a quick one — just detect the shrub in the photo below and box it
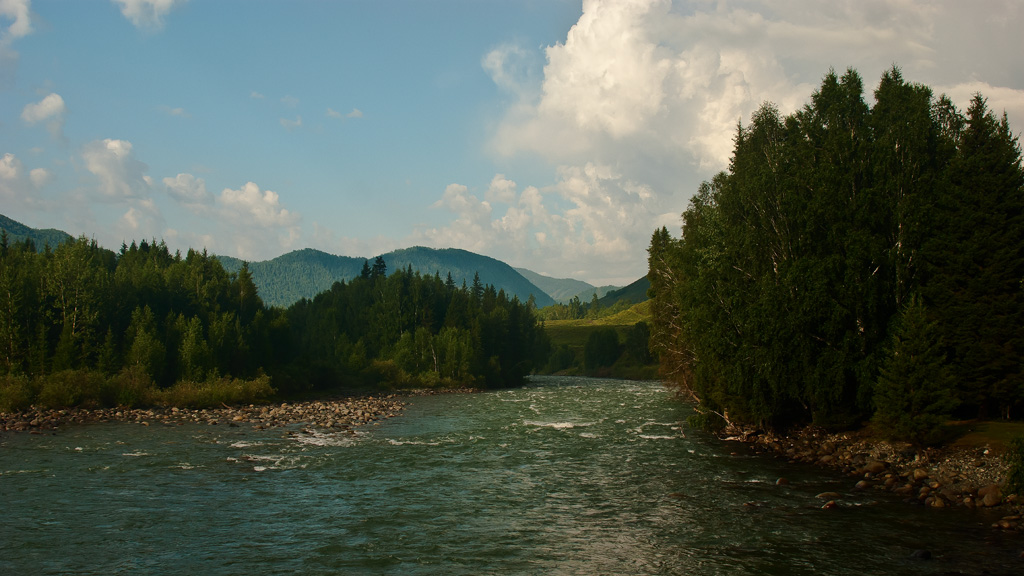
[109,366,157,407]
[156,374,275,409]
[0,374,35,412]
[1005,436,1024,496]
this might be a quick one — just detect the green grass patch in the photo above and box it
[948,420,1024,452]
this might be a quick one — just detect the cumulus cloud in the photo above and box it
[1,153,51,212]
[112,0,184,29]
[0,0,31,85]
[215,182,301,259]
[937,81,1024,128]
[415,165,671,284]
[347,108,363,119]
[485,174,517,203]
[219,182,299,228]
[0,152,21,181]
[477,0,1024,282]
[21,93,67,140]
[326,107,342,119]
[163,172,212,211]
[82,139,151,198]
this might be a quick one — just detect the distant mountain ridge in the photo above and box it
[219,246,557,309]
[0,213,643,311]
[514,268,595,303]
[0,214,72,250]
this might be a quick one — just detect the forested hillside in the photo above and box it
[649,67,1023,444]
[219,246,555,309]
[0,236,547,410]
[0,215,71,251]
[217,248,365,308]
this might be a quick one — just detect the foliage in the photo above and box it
[284,265,549,390]
[648,66,1024,430]
[154,374,275,409]
[584,327,622,370]
[1004,436,1024,496]
[0,374,34,412]
[871,297,959,446]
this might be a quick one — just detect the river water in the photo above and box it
[1,376,1020,575]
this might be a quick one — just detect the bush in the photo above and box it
[1005,436,1024,496]
[110,366,157,407]
[155,374,275,409]
[0,374,35,412]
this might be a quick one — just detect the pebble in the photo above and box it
[0,394,407,433]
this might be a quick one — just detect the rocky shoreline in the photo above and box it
[721,425,1024,532]
[0,394,407,434]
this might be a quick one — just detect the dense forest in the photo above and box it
[648,67,1023,444]
[0,236,548,410]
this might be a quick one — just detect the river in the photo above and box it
[1,376,1020,574]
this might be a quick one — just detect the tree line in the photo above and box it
[648,67,1023,444]
[0,238,548,410]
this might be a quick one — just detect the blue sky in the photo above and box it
[2,1,1022,285]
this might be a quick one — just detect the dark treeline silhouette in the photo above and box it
[648,67,1023,445]
[0,235,548,409]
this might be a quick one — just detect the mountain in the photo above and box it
[217,248,366,308]
[0,214,72,250]
[219,246,556,309]
[596,276,651,308]
[514,268,596,304]
[382,247,553,307]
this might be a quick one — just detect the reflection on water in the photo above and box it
[1,376,1019,575]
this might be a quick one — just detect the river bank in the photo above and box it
[721,424,1024,532]
[0,394,407,433]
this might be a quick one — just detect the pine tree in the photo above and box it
[872,297,959,447]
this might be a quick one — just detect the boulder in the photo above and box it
[863,461,887,475]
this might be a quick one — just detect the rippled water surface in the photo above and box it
[1,377,1020,574]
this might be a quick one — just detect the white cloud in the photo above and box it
[82,138,151,198]
[0,0,31,85]
[0,152,21,181]
[112,0,184,29]
[485,174,517,203]
[219,182,299,228]
[215,182,301,258]
[936,81,1024,128]
[250,91,265,99]
[477,0,1024,282]
[21,93,67,140]
[163,172,211,210]
[415,166,669,284]
[326,107,342,119]
[280,116,302,130]
[280,95,299,108]
[29,167,50,188]
[347,108,363,119]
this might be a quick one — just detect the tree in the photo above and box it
[872,297,958,447]
[584,327,621,370]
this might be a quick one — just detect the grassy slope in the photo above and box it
[541,301,657,379]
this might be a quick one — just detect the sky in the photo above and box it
[1,0,1022,286]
